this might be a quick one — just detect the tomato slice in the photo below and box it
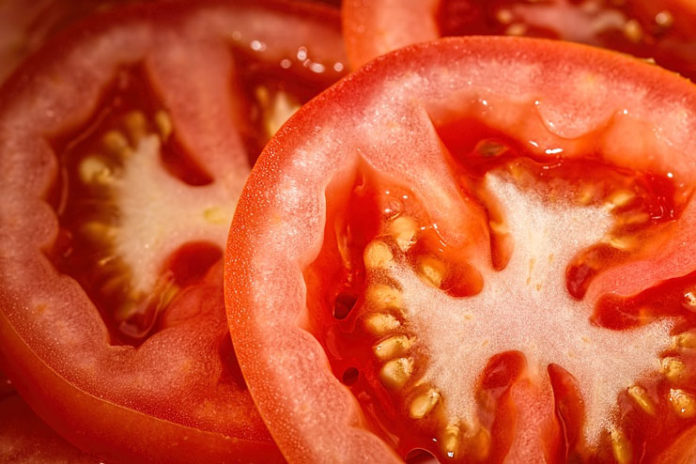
[0,1,345,462]
[225,37,696,463]
[342,0,696,78]
[0,392,99,463]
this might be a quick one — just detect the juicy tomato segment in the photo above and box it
[343,0,696,79]
[0,0,345,462]
[309,134,693,461]
[226,38,696,463]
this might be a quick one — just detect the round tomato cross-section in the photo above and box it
[225,37,696,463]
[0,0,346,462]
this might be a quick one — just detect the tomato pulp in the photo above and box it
[226,37,696,463]
[0,1,345,462]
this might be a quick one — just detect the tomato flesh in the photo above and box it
[307,128,695,461]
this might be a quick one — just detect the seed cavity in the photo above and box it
[380,357,414,389]
[409,388,440,419]
[669,388,696,418]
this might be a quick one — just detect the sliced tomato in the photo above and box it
[342,0,696,78]
[0,0,150,84]
[0,1,345,462]
[225,37,696,463]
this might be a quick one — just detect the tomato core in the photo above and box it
[305,116,694,462]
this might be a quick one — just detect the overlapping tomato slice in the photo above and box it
[0,1,345,462]
[342,0,696,79]
[225,37,696,463]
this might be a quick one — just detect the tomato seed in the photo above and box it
[389,216,418,252]
[662,357,686,384]
[373,335,414,360]
[627,385,655,415]
[365,284,403,311]
[380,357,414,389]
[409,388,440,419]
[610,427,632,464]
[364,240,393,269]
[363,312,401,334]
[417,256,446,288]
[154,110,172,141]
[669,389,696,418]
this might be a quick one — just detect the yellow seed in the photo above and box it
[621,212,650,226]
[442,423,460,458]
[662,357,686,384]
[264,91,300,137]
[81,221,117,242]
[603,235,635,251]
[203,206,229,225]
[577,184,596,205]
[102,130,130,155]
[627,385,655,415]
[669,389,696,418]
[682,290,696,311]
[155,110,173,140]
[673,331,696,349]
[606,190,635,210]
[365,284,402,311]
[496,8,513,24]
[379,357,413,389]
[364,240,393,269]
[655,10,674,28]
[123,110,148,142]
[623,19,643,43]
[505,23,527,36]
[373,335,413,360]
[409,388,440,419]
[470,426,491,461]
[489,220,508,235]
[418,256,446,288]
[388,216,418,252]
[363,312,401,334]
[610,428,632,464]
[79,155,113,185]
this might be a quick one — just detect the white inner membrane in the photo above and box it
[115,135,240,294]
[392,173,673,443]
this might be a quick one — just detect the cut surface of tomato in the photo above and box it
[225,37,696,463]
[0,0,345,462]
[342,0,696,78]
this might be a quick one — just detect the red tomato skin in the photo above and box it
[225,37,696,463]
